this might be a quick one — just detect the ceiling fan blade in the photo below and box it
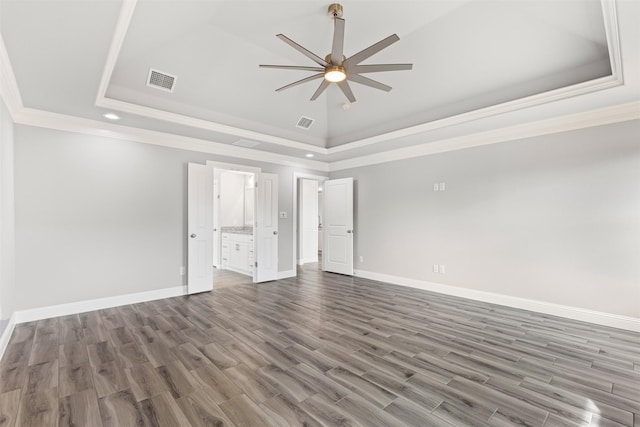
[276,34,329,67]
[331,18,345,64]
[275,73,324,92]
[343,34,400,68]
[337,80,356,103]
[310,80,330,101]
[260,65,325,72]
[352,64,412,73]
[349,74,392,92]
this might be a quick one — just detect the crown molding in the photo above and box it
[0,34,23,119]
[96,97,328,154]
[13,108,330,172]
[95,0,624,158]
[329,101,640,171]
[95,0,138,104]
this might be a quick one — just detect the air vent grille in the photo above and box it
[147,69,176,92]
[296,116,314,129]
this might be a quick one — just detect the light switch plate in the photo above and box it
[279,211,288,219]
[433,183,439,191]
[439,182,446,191]
[433,264,439,273]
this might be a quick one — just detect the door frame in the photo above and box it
[206,161,260,277]
[292,172,328,274]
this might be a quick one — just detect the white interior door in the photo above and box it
[299,179,319,264]
[187,163,213,294]
[212,170,221,268]
[255,173,278,282]
[323,177,354,275]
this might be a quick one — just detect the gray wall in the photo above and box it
[13,124,325,313]
[331,120,640,318]
[0,98,15,321]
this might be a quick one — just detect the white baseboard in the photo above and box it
[13,286,186,324]
[354,269,640,332]
[277,270,296,280]
[298,257,319,266]
[0,314,16,361]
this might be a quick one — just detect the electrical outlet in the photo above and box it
[279,211,288,219]
[433,183,439,192]
[179,266,185,276]
[433,264,439,273]
[359,256,364,263]
[439,182,446,191]
[440,265,446,274]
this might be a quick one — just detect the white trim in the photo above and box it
[206,161,260,174]
[292,172,328,275]
[330,101,640,171]
[0,314,16,362]
[601,0,623,85]
[0,35,24,119]
[95,0,138,103]
[13,286,186,324]
[277,270,296,280]
[13,108,330,172]
[353,269,640,332]
[91,2,624,158]
[298,257,319,266]
[95,97,328,154]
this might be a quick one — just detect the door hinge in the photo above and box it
[255,181,258,188]
[255,261,258,267]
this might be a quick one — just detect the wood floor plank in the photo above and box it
[176,388,234,427]
[91,361,129,398]
[139,391,192,427]
[59,389,103,427]
[59,363,94,397]
[219,394,280,427]
[98,390,145,427]
[16,387,58,427]
[0,389,21,427]
[23,360,58,395]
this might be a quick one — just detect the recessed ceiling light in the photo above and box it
[305,153,314,158]
[103,113,120,120]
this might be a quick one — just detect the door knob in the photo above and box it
[347,230,352,234]
[273,231,278,235]
[190,234,196,238]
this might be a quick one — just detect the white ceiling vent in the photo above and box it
[147,68,176,92]
[296,116,314,129]
[232,139,261,148]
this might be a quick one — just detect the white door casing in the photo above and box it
[187,163,213,294]
[255,173,278,282]
[323,177,354,276]
[212,171,221,268]
[299,179,319,264]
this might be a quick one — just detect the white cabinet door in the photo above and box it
[322,177,353,276]
[187,163,213,293]
[255,173,278,282]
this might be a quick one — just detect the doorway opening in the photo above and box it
[215,170,255,278]
[293,173,327,271]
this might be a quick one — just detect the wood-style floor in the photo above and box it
[1,263,639,426]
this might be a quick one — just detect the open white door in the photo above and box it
[323,177,354,275]
[212,171,221,268]
[187,163,213,294]
[255,173,278,282]
[299,179,319,264]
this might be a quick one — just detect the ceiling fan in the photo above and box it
[260,3,412,103]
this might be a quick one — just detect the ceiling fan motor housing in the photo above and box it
[328,3,343,18]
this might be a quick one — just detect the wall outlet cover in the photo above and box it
[279,211,288,218]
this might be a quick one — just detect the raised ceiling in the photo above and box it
[1,1,638,167]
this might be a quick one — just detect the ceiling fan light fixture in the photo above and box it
[324,66,346,82]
